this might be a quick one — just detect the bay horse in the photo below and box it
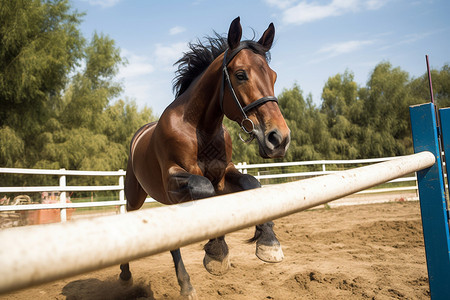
[119,17,290,299]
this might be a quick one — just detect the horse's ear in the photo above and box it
[258,23,275,50]
[228,17,242,50]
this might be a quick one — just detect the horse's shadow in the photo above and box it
[62,277,155,300]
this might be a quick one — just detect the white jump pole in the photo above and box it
[0,151,435,294]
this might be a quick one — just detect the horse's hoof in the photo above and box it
[256,243,284,263]
[203,253,230,275]
[180,287,198,300]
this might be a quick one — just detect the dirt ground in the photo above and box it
[1,201,430,300]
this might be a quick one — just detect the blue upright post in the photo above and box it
[410,103,450,299]
[438,108,450,189]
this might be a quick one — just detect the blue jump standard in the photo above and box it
[410,103,450,299]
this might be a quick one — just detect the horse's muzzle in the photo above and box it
[258,129,291,158]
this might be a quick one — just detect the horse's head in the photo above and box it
[221,17,290,159]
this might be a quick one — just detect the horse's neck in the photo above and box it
[183,63,224,136]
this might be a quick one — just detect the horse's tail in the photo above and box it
[246,230,262,244]
[245,221,276,244]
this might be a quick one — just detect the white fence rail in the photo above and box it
[0,168,154,220]
[0,151,435,294]
[239,156,418,194]
[0,156,418,223]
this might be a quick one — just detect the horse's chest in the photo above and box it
[197,139,228,185]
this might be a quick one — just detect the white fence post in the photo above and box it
[322,163,326,172]
[59,169,67,222]
[119,170,126,214]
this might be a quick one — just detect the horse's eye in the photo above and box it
[235,70,248,81]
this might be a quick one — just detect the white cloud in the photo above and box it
[318,39,375,56]
[310,39,375,63]
[119,49,155,79]
[83,0,121,8]
[115,44,189,114]
[267,0,390,25]
[154,42,188,66]
[265,0,296,9]
[283,0,358,24]
[169,26,187,35]
[397,31,435,45]
[366,0,389,10]
[378,30,439,51]
[116,49,155,109]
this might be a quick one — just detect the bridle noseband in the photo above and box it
[219,45,279,143]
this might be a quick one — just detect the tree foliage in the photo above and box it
[0,0,156,180]
[0,0,84,138]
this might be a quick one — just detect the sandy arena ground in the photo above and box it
[1,201,429,299]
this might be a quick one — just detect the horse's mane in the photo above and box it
[173,33,271,98]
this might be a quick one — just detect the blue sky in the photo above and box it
[72,0,450,115]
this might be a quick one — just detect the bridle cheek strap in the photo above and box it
[219,48,279,139]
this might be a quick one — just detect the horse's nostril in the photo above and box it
[267,130,282,149]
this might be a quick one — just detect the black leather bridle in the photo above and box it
[219,44,279,142]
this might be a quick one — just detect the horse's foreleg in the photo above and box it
[167,171,218,295]
[171,249,197,299]
[168,171,231,275]
[167,172,215,204]
[224,171,284,263]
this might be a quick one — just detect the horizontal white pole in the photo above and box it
[0,151,435,294]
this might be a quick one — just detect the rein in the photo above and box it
[219,45,279,143]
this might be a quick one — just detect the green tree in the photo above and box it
[0,0,84,137]
[321,71,360,159]
[278,84,328,161]
[408,64,450,108]
[0,0,84,169]
[359,62,414,157]
[34,33,156,171]
[0,0,156,175]
[321,70,358,125]
[0,126,24,167]
[62,32,123,131]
